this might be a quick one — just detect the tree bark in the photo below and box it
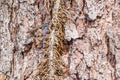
[0,0,120,80]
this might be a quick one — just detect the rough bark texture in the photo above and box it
[0,0,120,80]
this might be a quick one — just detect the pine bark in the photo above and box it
[0,0,120,80]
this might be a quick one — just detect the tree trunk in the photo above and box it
[0,0,120,80]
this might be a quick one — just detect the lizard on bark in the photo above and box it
[36,0,68,79]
